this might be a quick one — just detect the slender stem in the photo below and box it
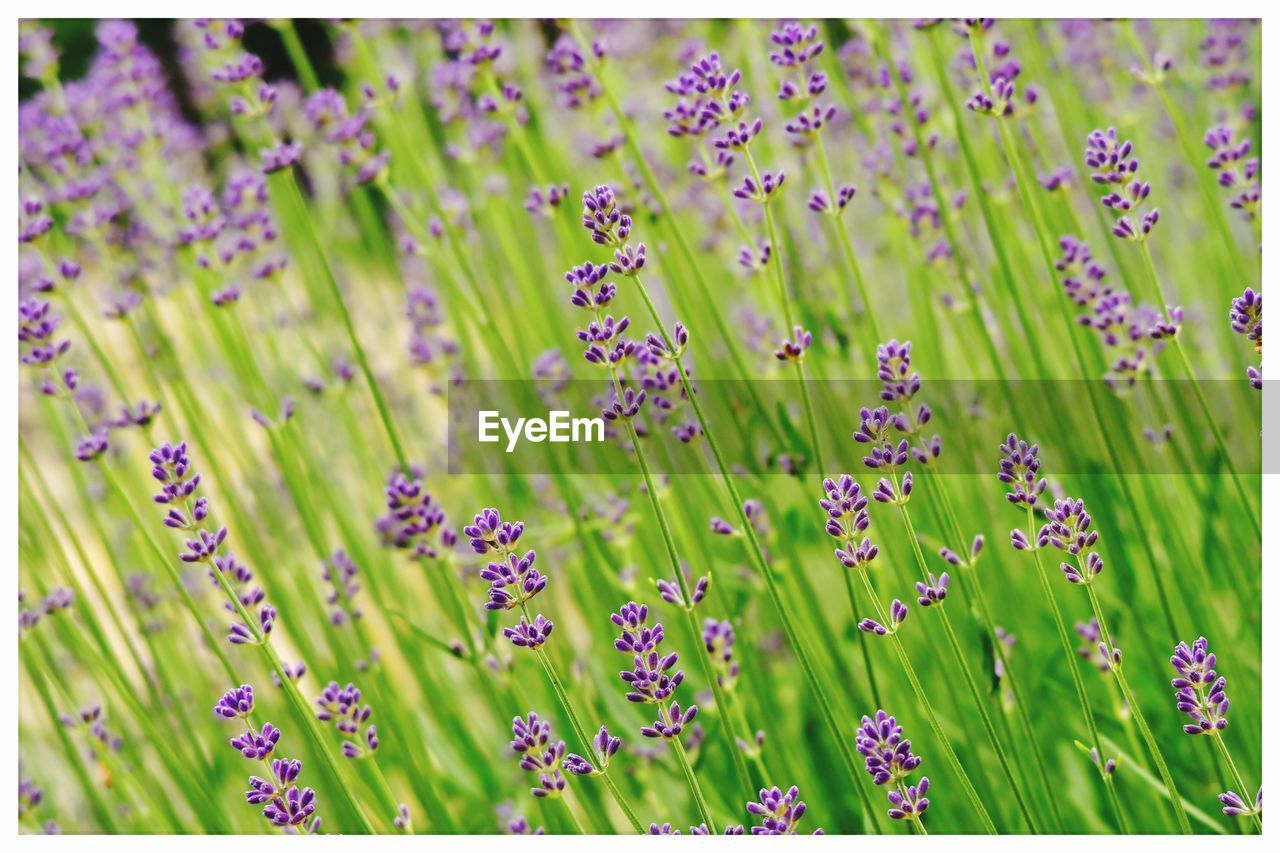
[271,171,411,473]
[932,484,1065,832]
[1212,736,1262,834]
[855,569,997,834]
[1025,507,1128,832]
[894,477,1040,833]
[812,133,884,344]
[1137,243,1259,538]
[842,567,882,709]
[1082,583,1192,833]
[665,702,717,833]
[527,639,644,833]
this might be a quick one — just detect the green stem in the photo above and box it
[1082,583,1192,833]
[528,640,644,833]
[1211,735,1262,834]
[934,483,1066,833]
[1024,507,1128,832]
[1137,243,1259,539]
[813,132,883,344]
[895,478,1039,833]
[855,569,997,834]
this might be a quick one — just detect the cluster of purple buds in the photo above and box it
[702,618,739,689]
[215,685,321,833]
[151,441,277,645]
[404,284,458,375]
[1170,637,1231,735]
[1229,287,1262,389]
[966,76,1016,116]
[18,299,70,366]
[524,183,569,217]
[470,508,553,651]
[856,710,931,824]
[1085,127,1160,241]
[939,535,985,570]
[321,550,362,627]
[18,587,75,633]
[545,34,604,110]
[998,432,1047,509]
[656,573,708,609]
[510,712,567,798]
[479,545,546,613]
[212,554,275,645]
[304,89,391,187]
[733,169,786,203]
[819,475,880,571]
[315,681,379,759]
[611,601,697,740]
[191,20,277,120]
[566,262,616,312]
[774,325,811,363]
[564,725,622,777]
[809,184,856,216]
[1218,788,1262,819]
[1200,20,1255,91]
[1204,125,1261,222]
[1041,497,1106,588]
[60,704,122,752]
[859,599,908,636]
[769,22,827,104]
[578,314,635,368]
[853,406,915,504]
[664,52,751,141]
[915,571,949,607]
[1075,618,1112,672]
[747,785,822,835]
[376,469,453,560]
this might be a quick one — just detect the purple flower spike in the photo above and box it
[774,325,812,363]
[1171,637,1232,735]
[511,712,567,798]
[1218,788,1261,818]
[887,777,931,821]
[859,599,908,636]
[915,572,949,607]
[747,785,822,835]
[215,684,255,719]
[503,613,555,649]
[997,433,1047,506]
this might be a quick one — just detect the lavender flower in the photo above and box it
[997,433,1047,507]
[215,683,321,833]
[510,712,567,798]
[152,441,276,644]
[1229,287,1262,389]
[1219,787,1262,818]
[315,681,379,759]
[856,710,931,825]
[376,469,451,559]
[1170,637,1230,735]
[747,785,822,835]
[858,599,908,636]
[1085,127,1160,241]
[611,601,696,740]
[702,618,739,689]
[1204,126,1260,223]
[564,725,622,777]
[321,550,362,627]
[1042,497,1104,585]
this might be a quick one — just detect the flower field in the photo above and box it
[16,18,1262,835]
